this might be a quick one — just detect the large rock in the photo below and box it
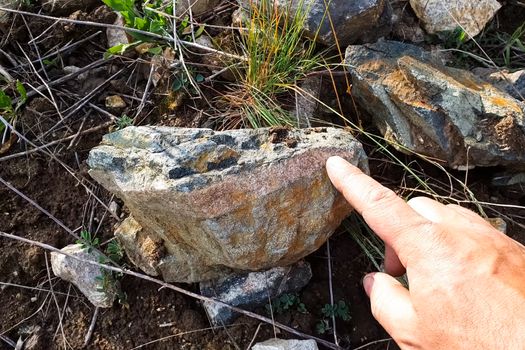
[345,40,525,169]
[201,261,312,325]
[252,338,318,350]
[409,0,500,38]
[51,244,116,308]
[243,0,392,47]
[88,127,368,282]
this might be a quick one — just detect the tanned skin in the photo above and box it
[326,156,525,349]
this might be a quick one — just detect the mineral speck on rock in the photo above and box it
[88,126,368,282]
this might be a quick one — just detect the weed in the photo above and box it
[102,0,205,57]
[0,80,27,136]
[267,293,307,315]
[114,114,133,130]
[221,0,323,128]
[444,21,525,68]
[316,300,350,335]
[76,230,128,306]
[76,229,100,253]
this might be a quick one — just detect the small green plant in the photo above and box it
[0,80,27,136]
[115,114,133,130]
[76,230,128,306]
[102,0,205,57]
[267,293,307,315]
[316,300,351,334]
[76,229,100,252]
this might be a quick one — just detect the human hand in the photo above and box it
[326,156,525,349]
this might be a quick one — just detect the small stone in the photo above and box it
[201,261,312,325]
[106,14,130,49]
[252,338,318,350]
[105,95,126,109]
[409,0,501,38]
[51,244,116,308]
[88,127,368,282]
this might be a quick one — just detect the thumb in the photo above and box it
[364,273,418,346]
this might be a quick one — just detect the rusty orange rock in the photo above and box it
[88,127,368,282]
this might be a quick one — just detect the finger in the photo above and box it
[407,197,452,223]
[326,156,432,262]
[384,244,406,276]
[363,272,418,343]
[446,204,493,227]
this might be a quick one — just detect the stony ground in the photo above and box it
[1,0,525,349]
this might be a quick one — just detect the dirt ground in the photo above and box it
[1,1,525,350]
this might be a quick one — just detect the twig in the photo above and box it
[0,335,16,348]
[0,231,343,350]
[0,120,113,162]
[16,58,111,102]
[17,31,102,69]
[245,323,263,350]
[83,307,99,346]
[353,338,393,350]
[326,239,338,345]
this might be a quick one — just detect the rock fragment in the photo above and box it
[252,338,318,350]
[51,244,116,308]
[345,40,525,169]
[409,0,500,38]
[88,127,368,282]
[201,261,312,325]
[105,95,127,110]
[242,0,392,47]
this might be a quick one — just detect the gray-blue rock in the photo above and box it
[88,127,368,282]
[346,40,525,169]
[201,261,312,326]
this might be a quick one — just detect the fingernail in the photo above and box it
[362,273,376,297]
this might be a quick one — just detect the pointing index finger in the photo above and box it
[326,156,433,264]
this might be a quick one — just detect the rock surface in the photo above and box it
[175,0,221,17]
[473,68,525,101]
[252,338,318,350]
[51,244,116,308]
[345,40,525,169]
[88,126,368,282]
[409,0,500,37]
[201,261,312,325]
[244,0,392,47]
